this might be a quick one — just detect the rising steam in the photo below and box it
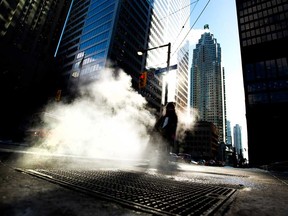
[24,65,199,169]
[176,107,199,142]
[31,67,157,161]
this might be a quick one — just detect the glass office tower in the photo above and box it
[54,0,153,103]
[55,0,190,114]
[233,124,243,157]
[235,0,288,166]
[0,0,70,139]
[226,120,232,146]
[139,0,190,113]
[190,26,226,143]
[175,41,190,112]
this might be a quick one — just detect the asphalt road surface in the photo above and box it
[0,143,288,216]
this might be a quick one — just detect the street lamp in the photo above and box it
[137,42,171,105]
[137,43,171,71]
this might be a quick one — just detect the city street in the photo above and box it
[0,142,287,216]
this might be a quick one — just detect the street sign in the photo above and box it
[154,64,177,75]
[72,71,79,77]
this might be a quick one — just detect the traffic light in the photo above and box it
[55,89,62,102]
[139,71,147,88]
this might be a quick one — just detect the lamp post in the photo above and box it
[137,42,171,106]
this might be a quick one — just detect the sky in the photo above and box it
[187,0,248,158]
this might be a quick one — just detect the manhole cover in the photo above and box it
[24,169,236,216]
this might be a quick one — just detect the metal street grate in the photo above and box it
[25,169,237,216]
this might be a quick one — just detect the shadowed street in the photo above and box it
[1,143,288,216]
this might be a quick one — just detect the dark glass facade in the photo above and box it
[55,0,157,107]
[0,0,71,140]
[235,0,288,166]
[181,121,219,161]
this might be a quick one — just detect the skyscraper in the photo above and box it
[175,41,190,112]
[233,124,242,157]
[235,0,288,166]
[54,0,154,105]
[0,0,70,139]
[54,0,190,114]
[190,25,226,143]
[226,120,232,146]
[129,0,190,113]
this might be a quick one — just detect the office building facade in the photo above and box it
[233,124,243,157]
[175,41,190,112]
[190,25,226,143]
[235,0,288,166]
[0,0,70,139]
[226,120,232,146]
[181,121,219,161]
[140,0,190,155]
[54,0,155,105]
[54,0,190,114]
[55,0,152,98]
[138,0,190,113]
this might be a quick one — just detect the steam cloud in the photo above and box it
[176,108,199,142]
[34,67,157,161]
[25,65,198,168]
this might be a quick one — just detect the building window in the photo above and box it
[255,61,266,80]
[270,91,288,103]
[248,93,269,104]
[277,58,288,77]
[245,63,255,81]
[247,82,267,93]
[266,59,277,78]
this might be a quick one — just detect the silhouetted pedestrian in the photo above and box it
[154,102,178,155]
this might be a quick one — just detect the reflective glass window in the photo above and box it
[266,59,277,78]
[277,58,288,77]
[245,63,255,81]
[270,91,288,103]
[248,93,269,104]
[247,82,267,93]
[255,61,266,79]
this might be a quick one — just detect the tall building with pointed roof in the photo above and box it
[190,25,226,143]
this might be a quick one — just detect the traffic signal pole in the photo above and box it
[165,42,171,106]
[137,43,171,106]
